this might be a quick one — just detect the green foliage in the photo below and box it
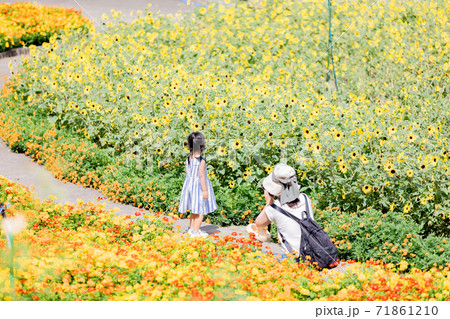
[318,207,450,269]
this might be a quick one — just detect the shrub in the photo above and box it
[318,207,450,270]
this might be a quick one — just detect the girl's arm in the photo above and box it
[198,159,208,199]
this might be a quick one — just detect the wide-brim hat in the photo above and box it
[262,164,299,196]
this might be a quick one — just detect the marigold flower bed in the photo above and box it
[0,2,91,52]
[1,175,450,301]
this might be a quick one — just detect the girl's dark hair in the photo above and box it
[187,131,206,165]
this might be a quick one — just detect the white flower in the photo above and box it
[2,214,27,235]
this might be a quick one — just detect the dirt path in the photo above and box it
[0,140,141,215]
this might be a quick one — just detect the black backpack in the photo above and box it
[270,194,338,269]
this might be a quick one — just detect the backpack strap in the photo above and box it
[270,203,304,225]
[300,193,312,220]
[270,202,307,256]
[278,231,295,255]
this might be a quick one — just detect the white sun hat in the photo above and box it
[262,164,299,202]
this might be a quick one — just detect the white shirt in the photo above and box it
[264,195,314,255]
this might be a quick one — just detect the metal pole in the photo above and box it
[328,0,339,92]
[1,203,14,296]
[9,233,14,292]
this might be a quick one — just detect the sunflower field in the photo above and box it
[1,175,450,301]
[0,0,449,270]
[0,2,91,52]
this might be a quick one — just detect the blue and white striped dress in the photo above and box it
[178,156,217,215]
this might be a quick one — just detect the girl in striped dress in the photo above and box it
[179,132,217,237]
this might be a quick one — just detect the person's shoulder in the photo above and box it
[299,193,310,203]
[264,203,276,221]
[266,200,280,210]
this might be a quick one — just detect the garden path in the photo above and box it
[4,0,193,22]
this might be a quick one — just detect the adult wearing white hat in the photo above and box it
[247,163,314,256]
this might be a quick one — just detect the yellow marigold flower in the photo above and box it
[298,287,310,295]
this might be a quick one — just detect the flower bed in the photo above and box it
[1,175,449,301]
[0,0,449,266]
[0,2,91,52]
